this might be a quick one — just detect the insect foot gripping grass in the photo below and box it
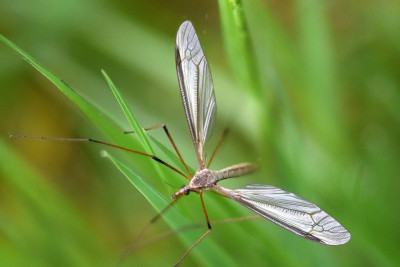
[8,20,351,266]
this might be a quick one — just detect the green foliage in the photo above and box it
[1,0,399,266]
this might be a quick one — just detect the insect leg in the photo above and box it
[95,113,191,177]
[206,128,229,169]
[133,215,261,251]
[123,124,192,177]
[9,135,190,180]
[210,189,230,198]
[174,192,212,267]
[117,196,181,266]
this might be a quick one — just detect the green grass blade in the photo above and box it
[101,69,188,189]
[0,34,120,142]
[217,0,261,97]
[149,136,196,176]
[0,33,185,189]
[0,34,86,118]
[101,150,167,208]
[0,32,235,265]
[296,0,344,150]
[101,70,154,154]
[101,150,238,267]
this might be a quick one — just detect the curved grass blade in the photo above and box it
[102,70,189,191]
[0,33,234,265]
[101,70,154,154]
[101,150,237,267]
[2,31,270,266]
[0,34,123,144]
[0,34,187,186]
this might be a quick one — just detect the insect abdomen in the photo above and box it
[215,163,257,182]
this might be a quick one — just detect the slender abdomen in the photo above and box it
[215,163,257,182]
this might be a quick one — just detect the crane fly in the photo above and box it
[170,20,351,265]
[10,20,351,266]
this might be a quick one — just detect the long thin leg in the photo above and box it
[123,124,192,177]
[134,215,261,250]
[9,134,190,180]
[206,128,229,169]
[210,189,230,198]
[174,192,212,267]
[71,97,192,177]
[117,196,181,266]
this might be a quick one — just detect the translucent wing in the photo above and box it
[216,184,351,245]
[175,21,216,167]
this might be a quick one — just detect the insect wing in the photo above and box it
[175,21,216,166]
[218,184,351,245]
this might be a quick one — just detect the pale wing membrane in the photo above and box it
[218,184,351,245]
[175,21,216,166]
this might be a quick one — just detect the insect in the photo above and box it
[170,20,351,265]
[10,20,351,266]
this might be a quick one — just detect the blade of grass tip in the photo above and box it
[0,34,85,112]
[100,150,238,267]
[101,70,187,193]
[0,34,172,190]
[0,34,184,207]
[0,34,120,142]
[217,0,261,98]
[1,33,232,265]
[101,69,154,154]
[0,34,163,193]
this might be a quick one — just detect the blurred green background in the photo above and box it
[1,0,399,266]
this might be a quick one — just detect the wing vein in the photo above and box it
[175,21,217,167]
[215,184,351,245]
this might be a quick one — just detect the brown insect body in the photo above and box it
[172,163,258,198]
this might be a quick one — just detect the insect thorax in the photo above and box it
[189,169,217,190]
